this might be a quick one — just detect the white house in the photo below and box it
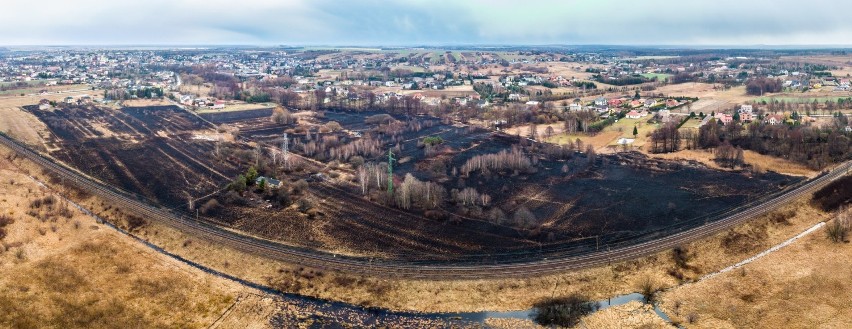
[569,103,582,112]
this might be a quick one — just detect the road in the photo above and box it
[1,131,849,279]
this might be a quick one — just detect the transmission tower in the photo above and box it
[282,133,290,170]
[387,149,395,195]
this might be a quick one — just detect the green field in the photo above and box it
[641,73,673,81]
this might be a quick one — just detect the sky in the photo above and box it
[2,0,852,46]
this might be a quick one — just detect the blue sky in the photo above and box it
[2,0,852,46]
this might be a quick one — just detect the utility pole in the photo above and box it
[387,149,395,195]
[281,133,290,170]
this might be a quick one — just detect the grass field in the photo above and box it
[641,73,673,81]
[0,153,239,328]
[659,211,851,328]
[0,84,89,97]
[0,79,57,87]
[648,148,817,177]
[195,102,275,114]
[753,96,852,103]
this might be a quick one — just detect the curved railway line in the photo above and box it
[1,132,849,280]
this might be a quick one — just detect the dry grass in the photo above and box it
[647,149,817,177]
[0,87,97,108]
[546,131,622,152]
[581,301,669,329]
[659,221,852,328]
[121,99,173,107]
[0,107,50,148]
[0,151,240,328]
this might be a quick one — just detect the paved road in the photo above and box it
[1,131,849,279]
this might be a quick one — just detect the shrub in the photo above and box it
[826,208,850,243]
[812,175,852,212]
[638,277,658,303]
[671,246,692,269]
[531,295,597,327]
[124,215,147,232]
[199,199,222,215]
[365,114,394,125]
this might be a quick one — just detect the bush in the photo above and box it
[811,175,852,212]
[826,207,850,243]
[531,295,597,327]
[671,246,692,269]
[638,277,658,303]
[124,215,147,232]
[222,190,247,206]
[365,114,394,125]
[292,179,309,195]
[199,199,222,215]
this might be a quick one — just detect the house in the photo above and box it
[764,114,784,125]
[738,105,754,122]
[608,99,624,107]
[629,100,643,108]
[715,112,733,125]
[644,99,657,108]
[508,93,522,101]
[594,97,607,107]
[63,96,75,104]
[36,99,51,110]
[569,103,583,112]
[211,100,226,110]
[626,110,641,119]
[256,176,282,189]
[845,126,852,133]
[665,99,679,108]
[477,100,490,108]
[525,101,540,107]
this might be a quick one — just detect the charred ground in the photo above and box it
[24,105,802,262]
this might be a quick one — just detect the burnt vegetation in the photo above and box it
[23,97,812,261]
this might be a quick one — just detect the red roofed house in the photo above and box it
[665,99,680,108]
[626,110,641,119]
[715,112,733,125]
[608,99,623,107]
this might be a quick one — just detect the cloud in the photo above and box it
[1,0,852,45]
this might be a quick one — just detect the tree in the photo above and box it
[544,126,555,140]
[230,175,247,192]
[632,125,639,138]
[245,166,259,186]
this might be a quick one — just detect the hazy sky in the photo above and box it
[3,0,852,46]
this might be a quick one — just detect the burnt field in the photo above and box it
[17,104,806,261]
[23,105,246,208]
[205,109,803,261]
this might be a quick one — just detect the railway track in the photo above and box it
[1,131,849,280]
